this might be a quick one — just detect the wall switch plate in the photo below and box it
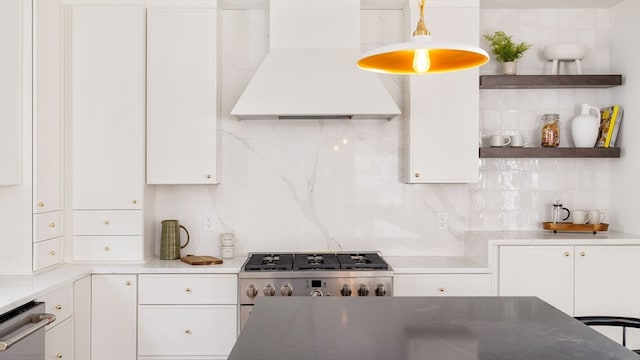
[203,214,215,232]
[437,212,448,231]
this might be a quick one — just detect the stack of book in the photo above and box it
[596,105,624,148]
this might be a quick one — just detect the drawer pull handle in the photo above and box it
[38,201,45,207]
[104,220,110,225]
[132,199,138,204]
[414,173,420,178]
[56,353,63,359]
[185,329,191,335]
[125,281,132,286]
[580,251,586,257]
[104,246,110,252]
[438,287,445,293]
[185,288,192,293]
[206,174,212,179]
[49,250,56,256]
[49,222,56,228]
[564,252,570,257]
[55,304,62,311]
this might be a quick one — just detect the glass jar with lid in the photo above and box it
[541,113,560,147]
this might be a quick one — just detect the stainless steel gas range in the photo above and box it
[239,252,394,330]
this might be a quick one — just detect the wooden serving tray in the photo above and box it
[542,222,609,234]
[181,255,223,265]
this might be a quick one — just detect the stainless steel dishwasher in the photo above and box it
[0,301,55,360]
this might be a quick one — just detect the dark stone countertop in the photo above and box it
[229,296,637,360]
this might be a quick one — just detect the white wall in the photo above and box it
[610,0,640,234]
[152,6,621,258]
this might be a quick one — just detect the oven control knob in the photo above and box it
[246,284,258,298]
[357,284,370,297]
[263,284,276,296]
[340,285,352,297]
[311,289,323,297]
[375,284,387,296]
[281,284,293,296]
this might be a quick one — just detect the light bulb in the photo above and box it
[412,49,430,73]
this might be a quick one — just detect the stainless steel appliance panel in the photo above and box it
[0,301,55,360]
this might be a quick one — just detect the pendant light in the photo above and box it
[357,0,489,75]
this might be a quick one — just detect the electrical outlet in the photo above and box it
[203,214,215,232]
[437,212,448,231]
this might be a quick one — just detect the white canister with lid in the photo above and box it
[220,233,235,259]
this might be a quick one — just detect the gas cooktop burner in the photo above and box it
[243,252,389,271]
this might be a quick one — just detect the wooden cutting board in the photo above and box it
[181,255,223,265]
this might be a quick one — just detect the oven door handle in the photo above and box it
[0,313,56,351]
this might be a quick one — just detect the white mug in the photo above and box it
[572,210,590,225]
[588,210,605,225]
[490,135,511,147]
[510,134,530,147]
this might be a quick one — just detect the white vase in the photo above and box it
[571,103,600,147]
[502,62,517,75]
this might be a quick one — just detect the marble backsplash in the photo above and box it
[153,7,613,258]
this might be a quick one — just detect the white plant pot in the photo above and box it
[502,62,517,75]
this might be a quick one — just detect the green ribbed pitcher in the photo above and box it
[160,220,190,260]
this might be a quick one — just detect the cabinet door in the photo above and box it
[146,2,219,184]
[46,317,74,360]
[74,276,91,360]
[498,246,574,315]
[91,275,137,360]
[575,245,640,316]
[68,3,144,210]
[0,0,25,185]
[33,0,63,212]
[394,274,490,296]
[404,5,479,183]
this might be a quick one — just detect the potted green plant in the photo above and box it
[483,31,533,75]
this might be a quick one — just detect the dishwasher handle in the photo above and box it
[0,313,56,351]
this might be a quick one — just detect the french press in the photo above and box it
[552,201,571,224]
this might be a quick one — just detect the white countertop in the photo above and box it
[0,256,247,315]
[385,256,489,274]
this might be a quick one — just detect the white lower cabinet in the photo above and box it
[92,274,137,360]
[394,274,491,296]
[46,317,74,360]
[138,274,238,360]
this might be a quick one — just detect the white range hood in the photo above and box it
[230,0,401,120]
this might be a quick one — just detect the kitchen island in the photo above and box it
[229,296,637,360]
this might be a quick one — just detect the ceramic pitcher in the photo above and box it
[160,220,190,260]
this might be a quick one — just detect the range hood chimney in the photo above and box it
[231,0,401,120]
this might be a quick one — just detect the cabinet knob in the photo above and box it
[579,251,586,257]
[49,222,56,228]
[125,281,132,286]
[49,250,56,256]
[563,252,570,257]
[438,287,445,293]
[132,199,138,204]
[104,220,110,225]
[56,353,63,359]
[206,174,212,179]
[38,201,45,207]
[104,246,110,252]
[414,173,420,178]
[185,287,192,293]
[185,329,191,335]
[55,304,62,311]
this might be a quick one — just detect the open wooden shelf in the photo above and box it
[479,75,622,89]
[479,147,621,158]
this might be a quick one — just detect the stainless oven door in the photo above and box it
[0,302,55,360]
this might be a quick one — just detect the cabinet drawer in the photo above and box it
[33,237,63,271]
[33,211,63,242]
[139,274,237,305]
[73,236,143,262]
[38,284,74,330]
[45,317,74,360]
[73,210,142,235]
[394,274,491,296]
[138,305,237,356]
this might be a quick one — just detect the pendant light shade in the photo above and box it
[357,0,488,75]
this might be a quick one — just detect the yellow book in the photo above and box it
[604,105,619,147]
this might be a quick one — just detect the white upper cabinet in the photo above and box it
[404,2,480,183]
[0,0,26,185]
[146,0,219,185]
[69,3,145,210]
